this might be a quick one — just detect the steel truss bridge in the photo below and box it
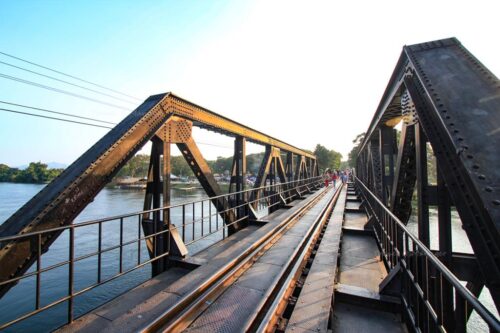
[0,37,498,332]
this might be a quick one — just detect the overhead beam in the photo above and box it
[163,94,316,159]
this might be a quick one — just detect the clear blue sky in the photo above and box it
[1,0,499,167]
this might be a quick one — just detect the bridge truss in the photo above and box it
[355,37,500,326]
[0,93,318,297]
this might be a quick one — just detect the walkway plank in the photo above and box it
[285,185,346,333]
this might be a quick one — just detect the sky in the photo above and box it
[0,0,499,167]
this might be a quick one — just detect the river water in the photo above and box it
[0,183,496,332]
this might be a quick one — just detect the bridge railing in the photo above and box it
[354,176,499,332]
[170,176,322,248]
[0,176,322,330]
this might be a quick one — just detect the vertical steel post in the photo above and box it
[415,124,430,247]
[163,140,171,266]
[379,125,395,206]
[233,137,247,220]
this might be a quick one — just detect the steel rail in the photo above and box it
[139,187,330,333]
[249,185,342,333]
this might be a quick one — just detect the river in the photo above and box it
[0,183,496,332]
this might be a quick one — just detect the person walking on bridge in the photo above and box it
[332,170,338,188]
[324,169,331,187]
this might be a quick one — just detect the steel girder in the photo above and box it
[228,136,247,221]
[252,146,288,211]
[390,122,416,224]
[0,93,316,298]
[177,137,239,234]
[356,38,500,310]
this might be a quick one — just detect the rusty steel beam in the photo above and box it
[0,93,315,298]
[177,137,239,234]
[164,94,316,159]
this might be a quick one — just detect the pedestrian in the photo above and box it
[324,169,330,187]
[332,171,338,188]
[341,171,347,184]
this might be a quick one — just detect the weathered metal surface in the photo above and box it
[390,120,416,224]
[286,187,345,333]
[331,303,404,333]
[0,94,170,297]
[0,93,316,298]
[356,38,500,309]
[177,136,238,233]
[339,234,386,292]
[56,267,189,333]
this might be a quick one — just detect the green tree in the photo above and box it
[313,144,342,171]
[347,132,365,168]
[171,155,192,177]
[1,162,64,183]
[0,164,19,182]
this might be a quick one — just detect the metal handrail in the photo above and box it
[0,176,322,330]
[354,176,499,331]
[0,176,321,243]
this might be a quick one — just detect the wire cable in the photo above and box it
[0,60,137,105]
[0,108,113,129]
[0,50,141,101]
[0,105,235,149]
[0,100,116,125]
[0,73,131,111]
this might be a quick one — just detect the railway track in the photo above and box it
[140,184,343,333]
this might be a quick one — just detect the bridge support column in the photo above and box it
[286,152,294,183]
[379,125,396,206]
[229,137,247,222]
[142,137,168,275]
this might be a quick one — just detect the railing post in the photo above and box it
[68,228,74,324]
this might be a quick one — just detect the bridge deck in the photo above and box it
[57,189,326,333]
[332,184,404,332]
[285,186,345,332]
[57,184,407,333]
[184,189,337,332]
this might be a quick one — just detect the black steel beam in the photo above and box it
[356,38,500,311]
[415,123,430,247]
[0,94,171,298]
[390,122,416,223]
[142,137,167,275]
[229,136,247,220]
[177,137,238,234]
